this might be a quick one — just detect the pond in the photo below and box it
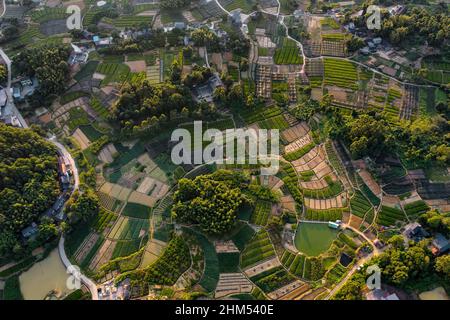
[294,222,338,256]
[19,249,72,300]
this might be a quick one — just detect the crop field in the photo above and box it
[304,208,345,221]
[183,228,219,292]
[274,38,302,65]
[326,262,347,284]
[109,217,149,240]
[221,0,255,13]
[350,191,372,218]
[324,58,358,90]
[403,201,429,219]
[121,202,152,219]
[284,143,315,161]
[302,177,343,199]
[30,7,68,23]
[5,26,44,52]
[251,266,295,293]
[90,97,109,119]
[239,105,283,124]
[377,206,406,226]
[231,223,256,251]
[258,114,289,130]
[288,253,306,277]
[96,63,131,86]
[250,201,271,226]
[320,18,340,30]
[112,238,144,259]
[92,210,117,233]
[106,15,154,28]
[241,230,276,268]
[67,107,90,132]
[109,142,145,169]
[79,124,104,142]
[360,182,381,206]
[321,33,347,42]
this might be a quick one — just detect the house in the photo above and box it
[328,221,340,229]
[174,22,185,30]
[403,222,428,241]
[373,37,382,45]
[21,223,38,239]
[360,47,370,55]
[432,233,450,255]
[2,115,21,127]
[366,289,400,300]
[193,74,223,103]
[93,36,113,47]
[389,5,405,16]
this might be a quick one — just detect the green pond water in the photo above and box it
[294,222,338,256]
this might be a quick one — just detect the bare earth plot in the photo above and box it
[72,128,91,150]
[244,257,281,278]
[215,273,253,299]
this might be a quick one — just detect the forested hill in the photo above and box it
[0,124,60,257]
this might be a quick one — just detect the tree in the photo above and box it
[347,36,365,52]
[65,189,99,223]
[14,45,71,105]
[38,216,58,242]
[172,170,249,234]
[0,124,59,257]
[435,255,450,278]
[387,234,405,249]
[0,64,7,83]
[170,59,182,84]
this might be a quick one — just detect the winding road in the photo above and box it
[47,136,99,300]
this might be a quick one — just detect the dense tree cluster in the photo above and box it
[419,210,450,237]
[14,45,71,104]
[333,238,446,300]
[191,28,220,51]
[111,77,194,135]
[0,124,60,257]
[328,110,449,167]
[376,240,431,286]
[172,170,250,234]
[65,189,100,224]
[398,116,450,167]
[351,5,449,46]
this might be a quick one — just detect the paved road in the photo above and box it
[324,223,381,299]
[58,236,99,300]
[48,136,80,190]
[325,252,375,300]
[48,136,99,299]
[0,48,28,128]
